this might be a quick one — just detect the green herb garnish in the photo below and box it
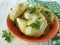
[29,7,37,14]
[26,20,41,29]
[2,30,14,42]
[10,8,13,10]
[45,11,51,17]
[40,9,51,17]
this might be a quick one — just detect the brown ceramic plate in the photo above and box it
[6,14,59,42]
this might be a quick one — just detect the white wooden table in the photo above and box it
[0,0,60,45]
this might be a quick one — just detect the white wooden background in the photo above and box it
[0,0,60,45]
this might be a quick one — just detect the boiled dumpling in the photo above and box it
[16,12,47,37]
[10,3,28,21]
[35,5,55,23]
[24,10,41,20]
[16,18,27,34]
[25,15,47,37]
[23,7,44,21]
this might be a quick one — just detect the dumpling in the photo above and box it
[25,15,47,37]
[24,9,40,20]
[16,18,27,34]
[35,5,55,23]
[16,12,47,37]
[23,7,44,20]
[10,3,28,21]
[40,9,55,23]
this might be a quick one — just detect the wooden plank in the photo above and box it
[9,37,22,45]
[21,40,30,45]
[41,41,49,45]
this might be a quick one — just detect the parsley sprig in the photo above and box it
[26,20,41,29]
[45,11,51,17]
[2,30,14,43]
[10,8,13,10]
[29,7,37,14]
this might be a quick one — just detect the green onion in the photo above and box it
[26,19,41,29]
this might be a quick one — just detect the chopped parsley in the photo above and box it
[45,11,51,17]
[40,9,51,17]
[29,7,37,14]
[26,20,41,29]
[10,8,13,10]
[2,30,14,43]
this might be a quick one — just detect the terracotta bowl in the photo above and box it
[6,14,59,42]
